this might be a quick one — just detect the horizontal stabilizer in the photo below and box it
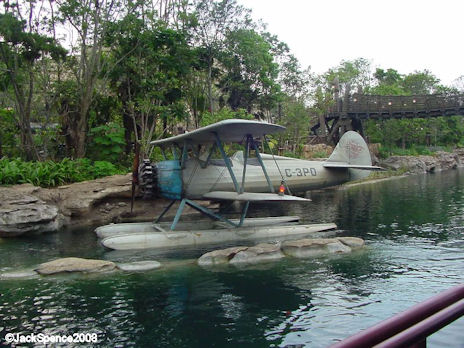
[323,162,385,170]
[203,191,311,202]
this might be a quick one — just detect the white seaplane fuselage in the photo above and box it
[182,153,351,199]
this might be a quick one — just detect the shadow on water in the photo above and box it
[1,170,464,347]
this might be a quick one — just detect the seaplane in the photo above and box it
[95,119,382,250]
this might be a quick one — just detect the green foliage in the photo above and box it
[0,108,19,157]
[0,13,67,64]
[0,158,125,187]
[282,151,298,158]
[219,28,281,112]
[312,150,330,158]
[378,145,435,159]
[87,123,126,162]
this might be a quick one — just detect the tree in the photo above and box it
[402,70,440,95]
[189,0,252,113]
[0,10,66,160]
[324,58,373,95]
[218,28,280,114]
[56,0,121,157]
[104,13,195,158]
[281,96,310,153]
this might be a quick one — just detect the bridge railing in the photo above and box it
[331,284,464,347]
[344,93,464,115]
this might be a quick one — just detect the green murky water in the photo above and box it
[0,170,463,347]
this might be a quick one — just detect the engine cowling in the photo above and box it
[138,159,184,200]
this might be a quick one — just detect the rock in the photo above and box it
[337,237,365,249]
[117,260,161,271]
[0,190,61,237]
[229,243,284,265]
[302,144,333,159]
[35,257,116,275]
[197,246,248,266]
[435,151,458,171]
[368,143,381,157]
[281,238,352,258]
[381,156,427,174]
[381,153,459,174]
[454,148,464,165]
[199,237,365,266]
[55,174,132,217]
[1,269,39,279]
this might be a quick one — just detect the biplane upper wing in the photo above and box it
[150,119,285,146]
[203,191,311,202]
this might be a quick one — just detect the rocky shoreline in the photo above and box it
[380,149,464,174]
[0,174,182,237]
[1,149,464,237]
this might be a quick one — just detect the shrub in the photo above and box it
[87,122,126,163]
[0,158,126,187]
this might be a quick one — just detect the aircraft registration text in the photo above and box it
[284,168,317,177]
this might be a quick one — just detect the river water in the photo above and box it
[0,170,463,347]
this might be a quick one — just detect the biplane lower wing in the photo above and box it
[323,162,385,170]
[202,191,311,202]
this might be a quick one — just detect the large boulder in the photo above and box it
[35,257,116,275]
[0,189,61,237]
[281,238,352,258]
[229,243,284,265]
[381,156,428,174]
[198,246,248,266]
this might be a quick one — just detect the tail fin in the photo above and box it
[324,131,381,180]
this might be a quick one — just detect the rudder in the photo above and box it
[326,131,372,180]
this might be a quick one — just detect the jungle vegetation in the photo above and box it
[0,0,463,186]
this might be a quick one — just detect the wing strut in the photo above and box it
[251,138,274,193]
[240,135,250,193]
[214,132,240,193]
[169,198,250,230]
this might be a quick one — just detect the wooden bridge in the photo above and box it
[312,93,464,144]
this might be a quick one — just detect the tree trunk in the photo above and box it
[74,97,92,158]
[123,111,134,154]
[12,70,39,161]
[207,54,214,114]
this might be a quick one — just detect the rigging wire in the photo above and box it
[263,135,292,196]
